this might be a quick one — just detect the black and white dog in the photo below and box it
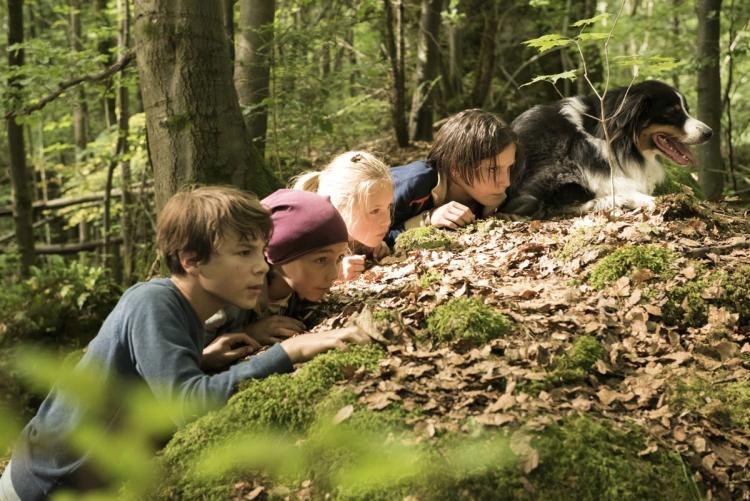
[500,80,712,217]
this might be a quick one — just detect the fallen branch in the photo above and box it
[4,50,135,119]
[684,240,750,258]
[0,185,153,216]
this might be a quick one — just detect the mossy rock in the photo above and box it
[394,227,457,253]
[156,345,385,500]
[670,377,750,430]
[588,244,676,290]
[426,298,512,346]
[663,266,750,328]
[654,163,704,199]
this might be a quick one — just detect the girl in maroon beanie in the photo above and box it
[202,189,354,368]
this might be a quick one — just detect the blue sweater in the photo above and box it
[387,161,440,246]
[8,278,293,500]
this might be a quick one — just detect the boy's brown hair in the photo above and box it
[156,186,272,275]
[427,108,519,185]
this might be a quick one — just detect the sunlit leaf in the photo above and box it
[572,13,610,27]
[576,32,610,41]
[523,34,574,52]
[521,70,578,87]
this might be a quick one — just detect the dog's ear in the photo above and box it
[608,93,648,149]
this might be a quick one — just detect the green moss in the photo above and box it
[157,345,385,500]
[557,225,605,261]
[418,269,443,288]
[588,244,676,290]
[395,227,457,253]
[426,298,512,346]
[550,335,606,384]
[372,309,393,323]
[654,164,704,199]
[671,377,750,430]
[663,266,750,328]
[162,112,192,132]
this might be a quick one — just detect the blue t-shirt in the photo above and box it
[8,278,293,500]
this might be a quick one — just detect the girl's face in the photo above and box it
[348,183,393,248]
[278,242,349,302]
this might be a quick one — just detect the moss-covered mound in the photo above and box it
[654,163,704,198]
[671,377,750,430]
[557,224,605,261]
[418,269,443,288]
[426,297,512,346]
[663,266,750,328]
[549,335,606,384]
[157,345,385,500]
[588,244,676,289]
[395,226,457,252]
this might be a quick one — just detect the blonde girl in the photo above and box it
[293,151,393,280]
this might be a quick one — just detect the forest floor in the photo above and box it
[298,194,750,500]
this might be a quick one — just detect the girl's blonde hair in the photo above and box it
[292,151,392,226]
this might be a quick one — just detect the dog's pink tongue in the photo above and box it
[653,133,694,165]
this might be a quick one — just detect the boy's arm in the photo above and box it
[128,290,293,422]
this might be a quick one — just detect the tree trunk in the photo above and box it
[118,0,134,284]
[224,0,235,66]
[383,0,409,147]
[235,0,276,159]
[96,0,118,127]
[133,0,279,212]
[70,0,89,154]
[469,1,498,107]
[6,0,36,275]
[409,0,443,141]
[696,0,723,200]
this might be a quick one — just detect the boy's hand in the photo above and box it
[372,241,391,260]
[280,325,370,364]
[245,315,306,345]
[342,255,366,281]
[430,201,475,229]
[201,333,260,372]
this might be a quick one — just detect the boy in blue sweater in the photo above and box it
[0,187,368,500]
[386,109,519,246]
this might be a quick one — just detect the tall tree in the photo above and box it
[469,0,498,107]
[383,0,409,147]
[95,0,118,126]
[6,0,36,275]
[69,0,89,154]
[234,0,276,159]
[696,0,723,200]
[133,0,278,211]
[118,0,134,283]
[409,0,443,141]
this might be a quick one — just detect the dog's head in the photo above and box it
[609,80,712,165]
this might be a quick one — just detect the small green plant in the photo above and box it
[556,225,605,260]
[588,244,676,289]
[653,164,704,198]
[418,270,443,288]
[394,227,456,253]
[372,309,394,323]
[550,335,606,384]
[426,298,512,346]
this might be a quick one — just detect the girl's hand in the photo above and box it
[245,315,306,345]
[341,254,366,281]
[201,333,260,372]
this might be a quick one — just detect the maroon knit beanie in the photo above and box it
[262,189,349,265]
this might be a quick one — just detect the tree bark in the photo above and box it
[118,0,134,283]
[383,0,409,147]
[235,0,276,159]
[224,0,235,65]
[469,1,498,107]
[409,0,443,141]
[133,0,279,212]
[6,0,36,275]
[70,0,89,154]
[696,0,723,200]
[96,0,118,127]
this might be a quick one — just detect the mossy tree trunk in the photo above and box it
[409,0,443,141]
[6,0,36,276]
[234,0,275,160]
[696,0,724,200]
[133,0,278,212]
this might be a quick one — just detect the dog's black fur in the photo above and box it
[500,80,712,217]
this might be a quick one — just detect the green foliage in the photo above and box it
[426,298,512,346]
[548,335,606,384]
[418,269,443,288]
[671,378,750,431]
[0,256,121,345]
[394,227,457,253]
[371,309,393,323]
[556,224,605,260]
[654,164,705,198]
[588,244,676,290]
[663,267,750,328]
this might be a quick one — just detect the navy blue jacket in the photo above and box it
[386,161,440,246]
